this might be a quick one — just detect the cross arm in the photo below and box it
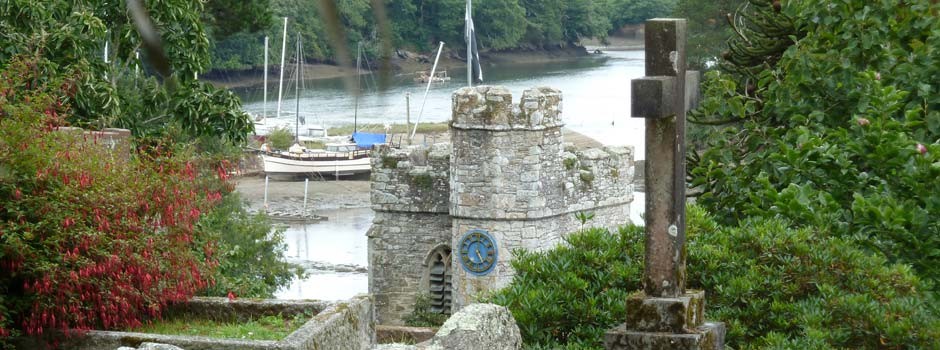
[631,76,677,119]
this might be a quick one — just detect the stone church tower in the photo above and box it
[368,86,635,324]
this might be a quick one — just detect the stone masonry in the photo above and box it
[369,86,635,324]
[369,144,453,324]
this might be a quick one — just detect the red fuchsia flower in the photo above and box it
[916,143,927,155]
[227,291,237,301]
[856,118,870,126]
[13,188,21,200]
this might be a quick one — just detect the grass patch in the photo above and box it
[132,313,311,341]
[330,122,449,135]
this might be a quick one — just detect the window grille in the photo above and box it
[428,247,452,314]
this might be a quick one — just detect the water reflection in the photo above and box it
[274,208,372,300]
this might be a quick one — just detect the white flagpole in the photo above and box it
[466,0,472,88]
[411,41,445,140]
[276,17,288,120]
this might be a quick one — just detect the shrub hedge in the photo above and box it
[196,193,302,299]
[489,206,940,349]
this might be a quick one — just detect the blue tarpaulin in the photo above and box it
[352,132,387,149]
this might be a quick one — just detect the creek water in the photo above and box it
[274,208,371,300]
[251,50,650,300]
[236,50,648,158]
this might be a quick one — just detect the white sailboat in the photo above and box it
[261,34,372,176]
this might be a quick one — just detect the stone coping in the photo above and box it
[16,295,374,350]
[375,325,438,345]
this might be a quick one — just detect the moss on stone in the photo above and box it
[563,157,577,170]
[412,174,434,190]
[579,171,595,185]
[382,156,399,169]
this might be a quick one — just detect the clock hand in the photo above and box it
[475,249,483,262]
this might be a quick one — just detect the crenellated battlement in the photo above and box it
[451,86,563,130]
[560,145,635,212]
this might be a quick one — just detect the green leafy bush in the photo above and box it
[0,57,228,340]
[403,294,448,328]
[489,206,940,349]
[489,225,642,348]
[689,0,940,288]
[196,193,301,299]
[1,1,253,145]
[266,126,295,150]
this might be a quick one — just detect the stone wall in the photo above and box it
[16,296,374,350]
[54,127,133,156]
[369,144,454,325]
[373,303,522,350]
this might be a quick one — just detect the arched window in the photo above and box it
[426,246,452,314]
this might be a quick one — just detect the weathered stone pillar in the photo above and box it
[604,18,725,350]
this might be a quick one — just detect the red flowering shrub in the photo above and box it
[0,57,227,340]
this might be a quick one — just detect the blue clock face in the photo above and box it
[459,229,497,275]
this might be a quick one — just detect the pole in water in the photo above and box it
[303,177,309,218]
[406,92,411,142]
[263,175,270,211]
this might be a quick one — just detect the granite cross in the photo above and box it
[631,18,700,298]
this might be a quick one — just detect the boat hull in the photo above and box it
[262,153,371,175]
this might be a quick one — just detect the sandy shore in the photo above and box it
[582,36,645,52]
[234,175,371,221]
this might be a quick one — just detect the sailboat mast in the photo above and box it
[263,36,269,125]
[276,17,288,120]
[295,37,301,144]
[466,0,472,88]
[354,42,361,134]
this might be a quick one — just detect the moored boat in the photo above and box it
[414,69,451,83]
[261,143,371,176]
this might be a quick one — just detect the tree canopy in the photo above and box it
[690,0,940,288]
[0,0,254,144]
[204,0,677,71]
